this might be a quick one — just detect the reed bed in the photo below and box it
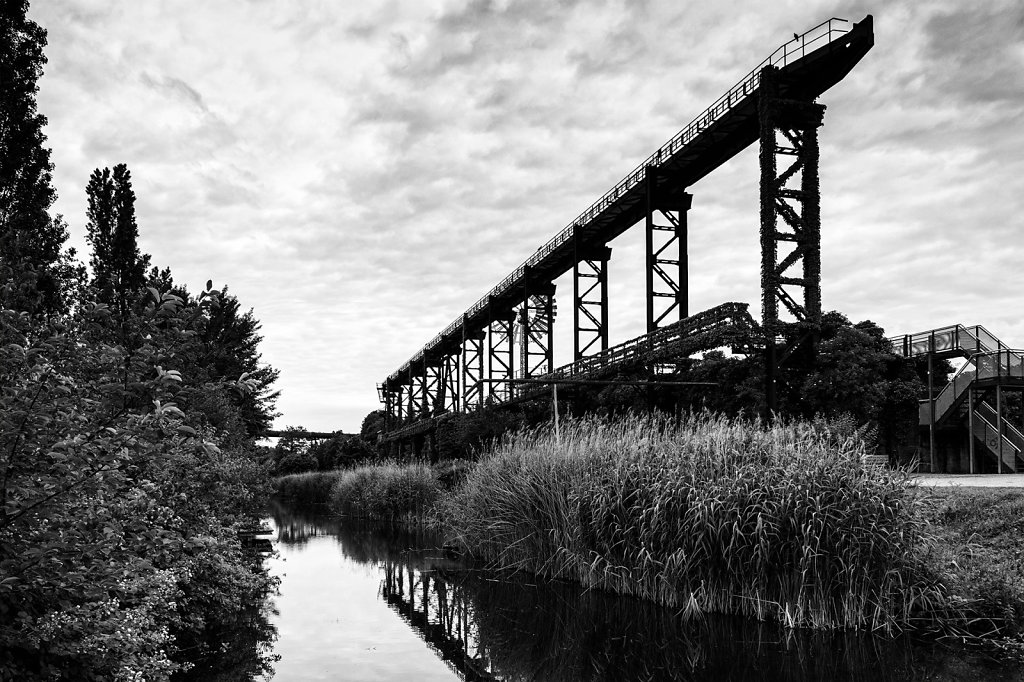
[329,460,440,523]
[443,413,943,632]
[272,470,346,503]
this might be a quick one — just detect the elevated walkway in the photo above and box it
[383,16,874,391]
[542,302,757,383]
[890,326,1024,473]
[383,303,757,442]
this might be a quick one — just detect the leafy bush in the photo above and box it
[0,285,276,679]
[276,451,318,475]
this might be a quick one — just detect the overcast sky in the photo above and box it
[29,1,1024,433]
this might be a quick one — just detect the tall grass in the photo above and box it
[273,470,346,503]
[329,460,440,523]
[443,413,943,632]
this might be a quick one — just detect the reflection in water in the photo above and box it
[268,500,1023,682]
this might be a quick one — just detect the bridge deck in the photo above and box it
[384,15,874,390]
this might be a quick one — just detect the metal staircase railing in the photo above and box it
[890,323,1010,358]
[971,405,1021,472]
[919,348,1024,425]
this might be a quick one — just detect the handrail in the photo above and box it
[920,348,1024,423]
[387,17,854,384]
[888,324,1010,358]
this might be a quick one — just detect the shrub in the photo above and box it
[276,451,318,475]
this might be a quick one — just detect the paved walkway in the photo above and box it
[910,473,1024,488]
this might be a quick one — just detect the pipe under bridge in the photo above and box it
[378,15,875,436]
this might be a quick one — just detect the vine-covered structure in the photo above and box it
[377,16,876,450]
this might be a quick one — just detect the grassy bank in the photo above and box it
[274,416,1024,641]
[916,486,1024,643]
[273,460,464,523]
[442,414,939,631]
[273,470,347,503]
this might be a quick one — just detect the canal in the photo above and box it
[257,499,1023,681]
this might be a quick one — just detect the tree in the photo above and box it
[86,163,150,316]
[196,288,280,435]
[0,1,72,313]
[669,312,925,455]
[0,275,276,679]
[360,409,386,441]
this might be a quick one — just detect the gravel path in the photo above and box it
[910,473,1024,488]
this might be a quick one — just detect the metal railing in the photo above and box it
[889,324,1009,358]
[919,348,1024,424]
[534,302,755,384]
[388,17,853,383]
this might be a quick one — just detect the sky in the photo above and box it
[28,0,1024,434]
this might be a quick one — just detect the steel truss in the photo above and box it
[422,362,440,417]
[520,278,556,380]
[407,367,424,420]
[462,323,486,410]
[645,169,691,332]
[489,312,515,403]
[393,385,404,424]
[437,351,459,414]
[759,65,825,413]
[574,243,611,360]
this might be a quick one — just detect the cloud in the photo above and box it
[139,73,209,112]
[26,0,1024,433]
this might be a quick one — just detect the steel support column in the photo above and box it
[574,243,611,360]
[438,351,459,414]
[462,321,486,411]
[489,309,516,403]
[645,168,691,333]
[421,361,439,417]
[759,65,825,416]
[407,367,422,420]
[520,277,556,379]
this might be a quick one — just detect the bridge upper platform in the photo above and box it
[384,15,874,390]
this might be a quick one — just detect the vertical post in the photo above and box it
[968,388,976,474]
[928,350,936,473]
[997,383,1004,473]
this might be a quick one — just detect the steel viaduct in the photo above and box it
[376,16,876,449]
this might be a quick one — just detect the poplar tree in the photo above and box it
[85,163,149,315]
[0,0,71,312]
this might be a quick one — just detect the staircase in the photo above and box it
[892,324,1024,473]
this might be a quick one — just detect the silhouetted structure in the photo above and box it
[378,17,875,446]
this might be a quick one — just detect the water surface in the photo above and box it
[261,500,1023,681]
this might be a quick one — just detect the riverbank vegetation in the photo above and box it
[1,4,279,678]
[274,460,470,521]
[445,414,940,632]
[282,415,1024,647]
